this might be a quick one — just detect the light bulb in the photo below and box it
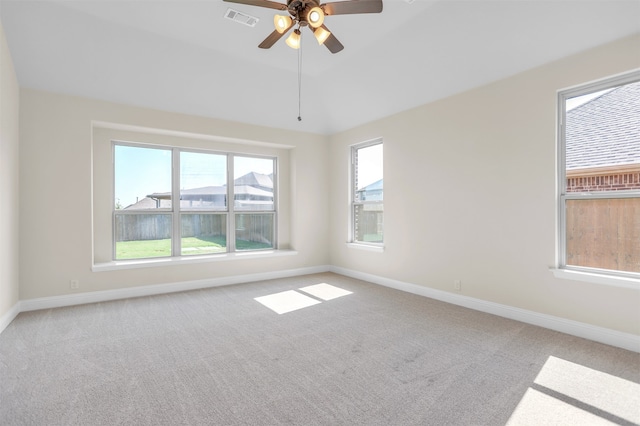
[306,6,324,28]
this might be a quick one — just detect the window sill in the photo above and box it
[93,250,298,272]
[346,243,385,253]
[550,267,639,289]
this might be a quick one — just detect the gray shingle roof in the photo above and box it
[566,81,640,170]
[233,185,273,197]
[123,197,158,209]
[234,172,273,189]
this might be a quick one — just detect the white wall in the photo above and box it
[0,22,19,323]
[329,35,640,336]
[18,90,329,299]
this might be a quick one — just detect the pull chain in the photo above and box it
[297,30,302,122]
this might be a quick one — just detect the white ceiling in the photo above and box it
[1,0,639,135]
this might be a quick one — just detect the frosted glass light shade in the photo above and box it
[313,26,330,45]
[286,29,301,49]
[274,15,292,34]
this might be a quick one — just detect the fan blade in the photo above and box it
[320,25,344,53]
[322,0,383,16]
[223,0,287,11]
[258,21,294,49]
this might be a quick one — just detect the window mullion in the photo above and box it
[350,145,357,243]
[274,157,278,248]
[172,148,181,257]
[228,154,235,252]
[557,93,568,270]
[558,195,567,269]
[564,191,640,200]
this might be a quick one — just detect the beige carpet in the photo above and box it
[1,272,638,425]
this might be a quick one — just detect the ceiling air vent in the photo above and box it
[225,8,260,27]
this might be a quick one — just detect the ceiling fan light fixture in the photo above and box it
[285,28,301,49]
[306,6,325,28]
[313,26,331,45]
[273,14,292,34]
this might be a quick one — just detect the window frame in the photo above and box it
[230,153,278,253]
[350,138,384,247]
[112,141,277,260]
[178,148,229,257]
[557,71,640,281]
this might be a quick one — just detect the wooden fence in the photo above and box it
[235,214,274,245]
[354,209,383,243]
[115,213,271,244]
[181,214,226,239]
[566,198,639,273]
[115,214,172,242]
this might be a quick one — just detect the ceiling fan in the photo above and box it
[223,0,383,53]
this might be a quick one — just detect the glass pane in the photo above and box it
[354,204,383,243]
[181,214,227,255]
[566,198,640,273]
[180,151,227,210]
[234,156,274,211]
[355,143,383,202]
[114,214,172,259]
[235,213,274,251]
[115,145,172,210]
[565,81,640,193]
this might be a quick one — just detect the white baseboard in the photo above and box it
[0,301,21,335]
[5,265,638,353]
[19,265,330,312]
[329,266,640,353]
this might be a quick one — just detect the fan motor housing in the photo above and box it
[287,0,321,24]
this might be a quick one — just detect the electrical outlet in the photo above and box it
[454,280,462,291]
[69,280,79,290]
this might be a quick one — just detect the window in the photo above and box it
[180,151,228,256]
[558,72,640,278]
[233,156,276,251]
[114,142,276,260]
[114,144,173,259]
[351,139,383,244]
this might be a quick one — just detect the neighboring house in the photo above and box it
[232,185,274,209]
[124,172,273,210]
[234,171,274,193]
[566,82,640,192]
[356,179,383,201]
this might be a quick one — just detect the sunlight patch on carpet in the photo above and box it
[506,356,640,425]
[254,290,321,314]
[507,388,614,425]
[299,283,353,301]
[534,356,640,424]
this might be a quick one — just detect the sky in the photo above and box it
[566,88,612,111]
[114,145,273,208]
[356,143,383,190]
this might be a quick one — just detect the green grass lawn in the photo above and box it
[116,236,271,259]
[181,235,227,255]
[116,238,172,259]
[363,233,383,243]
